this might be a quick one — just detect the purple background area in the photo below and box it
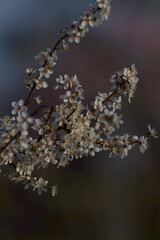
[0,0,160,239]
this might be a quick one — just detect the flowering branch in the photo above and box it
[0,0,158,197]
[24,34,68,106]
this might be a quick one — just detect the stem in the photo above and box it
[30,105,48,117]
[45,106,54,125]
[37,106,54,142]
[50,34,68,56]
[104,89,119,103]
[24,82,36,106]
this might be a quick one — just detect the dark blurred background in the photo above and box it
[0,0,160,239]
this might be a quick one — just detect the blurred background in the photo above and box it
[0,0,160,239]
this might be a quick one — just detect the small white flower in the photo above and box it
[33,177,48,195]
[97,0,109,9]
[35,51,48,65]
[17,111,34,130]
[80,11,95,28]
[55,74,68,89]
[34,96,42,104]
[32,119,49,135]
[68,29,81,44]
[148,124,158,138]
[54,74,80,90]
[41,138,53,154]
[60,91,72,104]
[47,48,58,64]
[139,136,148,153]
[94,97,104,112]
[39,67,53,79]
[35,75,48,90]
[24,79,34,89]
[100,6,111,21]
[1,150,14,165]
[132,135,138,142]
[16,163,34,176]
[75,87,84,100]
[12,100,27,116]
[93,93,107,112]
[26,68,36,76]
[112,96,122,111]
[62,40,68,51]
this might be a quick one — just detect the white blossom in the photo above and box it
[148,124,158,138]
[38,67,53,79]
[26,68,36,76]
[68,28,81,44]
[34,96,42,104]
[32,119,49,135]
[0,0,157,198]
[34,75,48,90]
[17,111,34,130]
[33,177,48,195]
[139,136,148,153]
[11,100,27,116]
[35,50,48,65]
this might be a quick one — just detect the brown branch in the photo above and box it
[37,106,54,142]
[30,104,48,117]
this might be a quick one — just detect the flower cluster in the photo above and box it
[0,0,158,197]
[67,0,111,43]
